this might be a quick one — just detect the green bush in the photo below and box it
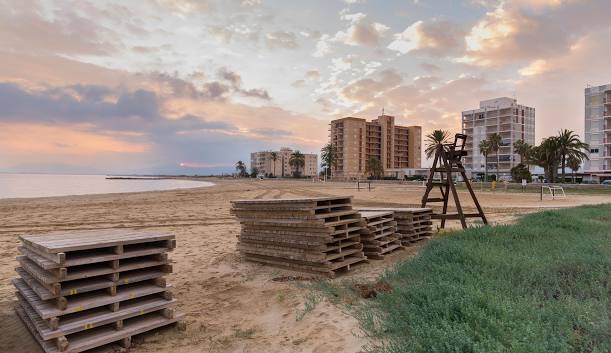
[357,204,611,353]
[511,163,532,183]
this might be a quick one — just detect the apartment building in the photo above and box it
[250,147,318,177]
[462,97,535,178]
[584,84,611,180]
[329,115,422,178]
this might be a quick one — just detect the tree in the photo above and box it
[566,154,581,184]
[487,133,502,181]
[270,152,278,177]
[320,143,338,178]
[530,137,561,183]
[289,150,305,177]
[557,129,589,183]
[479,140,492,182]
[510,163,532,183]
[235,161,247,177]
[513,139,532,169]
[424,130,450,159]
[250,167,259,178]
[366,157,383,179]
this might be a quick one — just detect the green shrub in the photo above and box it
[511,163,533,183]
[358,204,611,353]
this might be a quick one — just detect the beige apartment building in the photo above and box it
[329,115,422,178]
[250,147,318,177]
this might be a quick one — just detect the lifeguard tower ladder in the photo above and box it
[421,133,487,229]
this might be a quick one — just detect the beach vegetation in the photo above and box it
[355,204,610,353]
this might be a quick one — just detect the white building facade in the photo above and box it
[584,84,611,181]
[462,97,535,178]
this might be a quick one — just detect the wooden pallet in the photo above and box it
[358,211,404,260]
[20,230,175,263]
[17,302,183,353]
[359,207,433,245]
[232,197,368,277]
[14,230,184,353]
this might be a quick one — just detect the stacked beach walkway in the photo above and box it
[358,211,403,259]
[231,196,368,277]
[359,207,433,244]
[13,230,184,353]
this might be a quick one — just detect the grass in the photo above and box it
[357,204,611,353]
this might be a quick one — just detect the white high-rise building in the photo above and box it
[584,84,611,181]
[462,97,535,178]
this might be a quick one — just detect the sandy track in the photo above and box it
[1,179,608,353]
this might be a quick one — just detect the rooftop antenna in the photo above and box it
[381,107,385,116]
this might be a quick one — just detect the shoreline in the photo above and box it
[0,175,217,201]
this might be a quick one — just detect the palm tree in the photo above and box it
[557,129,589,183]
[366,157,383,179]
[487,133,502,181]
[531,137,561,183]
[566,154,581,184]
[513,139,532,168]
[320,143,338,178]
[424,130,450,159]
[270,152,278,177]
[235,160,247,177]
[479,140,492,181]
[289,150,305,177]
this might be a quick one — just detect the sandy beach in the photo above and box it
[1,179,609,353]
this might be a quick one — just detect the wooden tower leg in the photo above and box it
[461,170,488,225]
[440,182,450,229]
[421,151,440,207]
[443,150,467,229]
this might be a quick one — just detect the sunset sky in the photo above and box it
[1,0,610,174]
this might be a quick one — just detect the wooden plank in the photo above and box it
[19,246,60,269]
[14,277,170,319]
[17,255,168,285]
[20,230,175,254]
[16,267,167,301]
[18,291,175,340]
[16,303,183,353]
[231,196,352,204]
[244,254,367,278]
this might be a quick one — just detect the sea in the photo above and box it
[0,174,214,199]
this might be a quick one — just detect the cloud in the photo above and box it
[336,12,389,47]
[217,68,272,100]
[518,59,549,76]
[313,12,389,56]
[388,19,465,56]
[265,31,299,50]
[156,0,216,14]
[0,0,115,56]
[459,0,611,66]
[420,63,441,73]
[305,70,321,81]
[332,71,497,135]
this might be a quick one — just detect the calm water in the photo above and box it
[0,174,214,199]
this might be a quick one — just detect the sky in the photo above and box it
[1,0,610,175]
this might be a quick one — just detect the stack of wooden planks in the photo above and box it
[359,208,433,244]
[231,196,368,277]
[13,229,185,353]
[358,211,403,259]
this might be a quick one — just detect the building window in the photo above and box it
[590,148,599,153]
